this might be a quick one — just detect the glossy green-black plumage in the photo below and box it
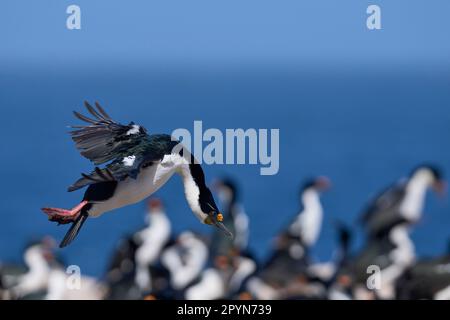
[67,102,179,191]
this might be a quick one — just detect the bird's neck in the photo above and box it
[301,189,322,217]
[179,162,206,220]
[24,247,50,274]
[407,171,432,194]
[400,173,431,220]
[299,188,323,246]
[145,211,171,239]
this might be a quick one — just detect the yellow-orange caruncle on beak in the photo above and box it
[217,213,223,222]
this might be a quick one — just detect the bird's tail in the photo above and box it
[59,211,89,248]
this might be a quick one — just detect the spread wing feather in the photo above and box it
[67,102,178,192]
[70,101,148,165]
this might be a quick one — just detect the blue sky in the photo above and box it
[1,0,450,70]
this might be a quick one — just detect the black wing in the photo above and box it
[360,180,407,236]
[70,101,148,165]
[67,102,178,192]
[68,150,156,192]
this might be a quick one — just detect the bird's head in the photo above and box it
[410,164,446,196]
[183,161,234,239]
[40,236,57,262]
[25,236,56,263]
[198,187,233,239]
[300,176,331,194]
[146,197,164,214]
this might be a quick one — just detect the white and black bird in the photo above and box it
[256,177,330,287]
[134,198,171,292]
[42,101,232,247]
[339,221,416,299]
[161,231,209,292]
[396,245,450,300]
[360,164,446,238]
[8,238,57,299]
[287,176,331,249]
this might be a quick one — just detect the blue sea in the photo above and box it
[1,66,449,276]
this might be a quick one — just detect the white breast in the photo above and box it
[399,172,431,221]
[88,158,177,217]
[290,189,323,247]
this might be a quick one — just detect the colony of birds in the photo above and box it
[0,102,449,300]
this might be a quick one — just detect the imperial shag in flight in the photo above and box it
[42,101,232,248]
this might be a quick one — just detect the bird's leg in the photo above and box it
[41,201,89,224]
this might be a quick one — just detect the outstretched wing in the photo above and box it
[70,101,148,165]
[68,139,178,192]
[68,153,149,192]
[67,102,179,192]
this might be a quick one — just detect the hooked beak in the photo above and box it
[433,180,447,197]
[205,213,234,239]
[214,220,234,239]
